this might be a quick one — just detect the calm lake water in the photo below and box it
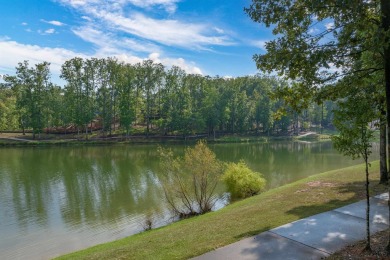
[0,141,379,259]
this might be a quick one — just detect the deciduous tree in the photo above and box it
[333,87,376,251]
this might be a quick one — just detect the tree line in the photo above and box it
[0,58,335,139]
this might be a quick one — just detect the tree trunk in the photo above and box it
[364,152,371,251]
[380,111,388,184]
[381,0,390,253]
[146,95,150,138]
[321,103,324,134]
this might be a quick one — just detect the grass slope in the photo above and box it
[58,161,386,260]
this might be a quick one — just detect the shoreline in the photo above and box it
[0,132,331,147]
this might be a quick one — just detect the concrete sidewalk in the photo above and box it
[193,193,389,260]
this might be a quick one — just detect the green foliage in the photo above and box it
[5,61,52,138]
[0,84,18,130]
[117,63,136,136]
[245,0,389,130]
[332,87,375,161]
[3,58,337,136]
[331,85,377,250]
[222,160,266,199]
[159,140,223,216]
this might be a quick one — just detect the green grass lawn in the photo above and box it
[57,161,387,260]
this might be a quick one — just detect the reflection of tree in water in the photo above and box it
[0,147,62,230]
[58,146,167,228]
[0,146,171,232]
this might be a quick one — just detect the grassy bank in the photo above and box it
[57,161,386,260]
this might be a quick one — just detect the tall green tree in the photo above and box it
[0,83,18,130]
[117,63,136,136]
[44,84,63,131]
[201,76,220,137]
[107,58,121,134]
[161,66,186,134]
[251,77,274,134]
[333,87,376,251]
[61,57,87,136]
[183,74,206,134]
[96,58,113,136]
[136,60,164,136]
[6,61,52,138]
[83,58,99,136]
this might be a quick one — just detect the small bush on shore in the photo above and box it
[223,160,266,199]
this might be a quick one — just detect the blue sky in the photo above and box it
[0,0,273,85]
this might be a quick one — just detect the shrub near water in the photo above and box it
[159,140,223,217]
[223,160,266,199]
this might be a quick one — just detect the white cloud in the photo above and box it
[38,28,56,35]
[325,22,334,31]
[147,52,202,74]
[59,0,180,13]
[115,54,143,64]
[0,39,203,83]
[125,0,180,14]
[57,0,233,50]
[98,12,232,49]
[21,22,28,26]
[213,27,224,34]
[81,16,92,21]
[0,39,86,79]
[41,19,66,26]
[63,0,96,7]
[71,26,202,73]
[250,40,267,50]
[45,28,56,34]
[72,26,161,54]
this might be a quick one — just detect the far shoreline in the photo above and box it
[0,131,332,147]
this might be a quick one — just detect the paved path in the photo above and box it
[194,193,389,260]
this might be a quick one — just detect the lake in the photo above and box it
[0,141,379,259]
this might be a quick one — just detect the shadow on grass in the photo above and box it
[286,180,387,219]
[234,226,272,240]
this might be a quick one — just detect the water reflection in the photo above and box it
[0,141,378,259]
